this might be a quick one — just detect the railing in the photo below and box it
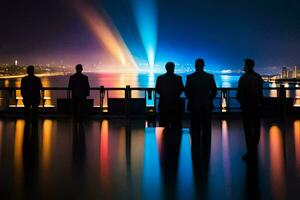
[0,85,299,114]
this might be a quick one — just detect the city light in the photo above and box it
[132,0,158,71]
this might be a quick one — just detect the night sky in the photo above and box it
[1,0,299,72]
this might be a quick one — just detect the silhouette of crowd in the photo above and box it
[21,58,263,161]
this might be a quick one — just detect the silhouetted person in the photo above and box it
[68,64,90,122]
[155,62,184,128]
[185,58,217,155]
[21,65,42,122]
[237,59,263,161]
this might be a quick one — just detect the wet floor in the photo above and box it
[0,118,299,200]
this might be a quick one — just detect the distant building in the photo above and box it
[281,66,299,79]
[294,66,298,78]
[281,67,288,79]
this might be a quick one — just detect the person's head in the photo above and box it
[76,64,83,73]
[243,59,255,72]
[26,65,34,76]
[165,62,175,73]
[195,58,205,71]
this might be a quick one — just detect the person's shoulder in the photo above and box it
[174,74,182,79]
[70,73,76,79]
[253,71,262,78]
[82,73,88,78]
[157,74,166,79]
[187,72,196,78]
[34,75,41,80]
[239,73,247,79]
[204,71,214,79]
[21,76,28,81]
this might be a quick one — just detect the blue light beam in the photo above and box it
[132,0,158,71]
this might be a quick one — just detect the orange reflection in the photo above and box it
[269,125,286,198]
[294,120,300,175]
[14,120,25,185]
[155,127,164,154]
[117,127,126,165]
[41,120,53,171]
[100,120,110,185]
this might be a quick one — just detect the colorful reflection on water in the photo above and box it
[0,119,300,199]
[269,125,286,199]
[142,128,162,200]
[294,120,300,176]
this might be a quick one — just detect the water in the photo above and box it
[0,118,299,199]
[0,72,241,88]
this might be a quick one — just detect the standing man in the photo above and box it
[68,64,90,122]
[21,65,42,122]
[185,58,217,154]
[237,59,263,161]
[155,62,184,129]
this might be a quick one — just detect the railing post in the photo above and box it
[279,84,287,118]
[278,84,286,99]
[154,89,157,116]
[42,89,45,109]
[67,89,70,99]
[5,89,10,110]
[125,85,131,115]
[12,89,17,107]
[147,88,153,100]
[100,86,105,113]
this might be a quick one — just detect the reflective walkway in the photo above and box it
[0,118,299,199]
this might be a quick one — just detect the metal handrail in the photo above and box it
[0,86,299,114]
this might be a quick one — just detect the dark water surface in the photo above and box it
[0,119,300,199]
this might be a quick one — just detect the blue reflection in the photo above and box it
[142,128,162,200]
[177,129,195,199]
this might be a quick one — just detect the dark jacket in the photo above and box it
[237,70,263,111]
[68,73,90,99]
[185,70,217,111]
[21,75,42,105]
[155,72,184,112]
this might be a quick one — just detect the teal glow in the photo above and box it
[132,0,157,71]
[142,128,162,200]
[177,130,195,199]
